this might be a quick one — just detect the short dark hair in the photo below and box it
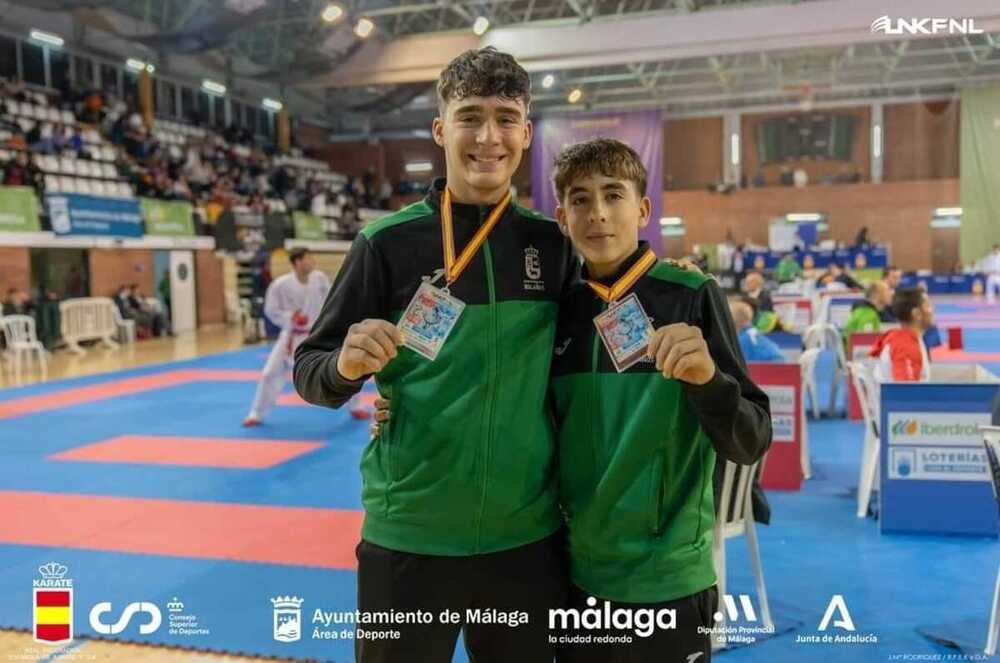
[891,287,925,323]
[437,47,531,113]
[551,138,648,203]
[289,248,309,265]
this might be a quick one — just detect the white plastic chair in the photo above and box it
[0,315,47,384]
[712,458,773,649]
[803,323,848,417]
[982,426,1000,656]
[848,361,881,518]
[797,347,821,480]
[798,347,822,420]
[110,305,135,345]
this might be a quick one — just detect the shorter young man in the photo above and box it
[549,139,772,662]
[869,287,935,382]
[244,248,330,426]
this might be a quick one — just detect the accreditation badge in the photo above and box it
[593,292,653,373]
[398,281,465,361]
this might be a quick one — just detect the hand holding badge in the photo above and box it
[594,293,654,373]
[588,248,659,373]
[398,188,511,361]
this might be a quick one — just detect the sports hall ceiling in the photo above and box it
[2,0,999,137]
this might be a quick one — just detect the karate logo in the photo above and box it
[33,562,73,645]
[271,596,304,642]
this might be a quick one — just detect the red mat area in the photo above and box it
[49,435,323,469]
[0,490,362,569]
[0,369,260,420]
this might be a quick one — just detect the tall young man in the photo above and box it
[294,48,576,662]
[243,248,330,426]
[548,139,772,662]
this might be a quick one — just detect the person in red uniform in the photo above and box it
[869,287,935,382]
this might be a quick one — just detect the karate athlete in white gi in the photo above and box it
[244,248,331,426]
[983,245,1000,305]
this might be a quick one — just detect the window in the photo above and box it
[73,55,94,86]
[20,41,44,86]
[122,70,138,103]
[231,101,243,128]
[258,109,272,138]
[0,35,17,79]
[50,49,69,93]
[245,106,257,134]
[100,63,119,96]
[213,95,225,128]
[197,90,211,124]
[180,86,195,120]
[158,81,176,117]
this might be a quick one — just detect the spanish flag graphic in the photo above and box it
[34,589,72,644]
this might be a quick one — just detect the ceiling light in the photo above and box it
[321,3,344,23]
[29,29,63,48]
[354,18,375,38]
[934,207,962,216]
[202,79,227,96]
[542,74,555,89]
[659,217,683,226]
[262,98,283,111]
[126,58,155,73]
[567,88,583,104]
[405,161,433,173]
[786,213,822,222]
[473,16,490,35]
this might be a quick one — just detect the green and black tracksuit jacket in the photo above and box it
[549,241,772,604]
[294,178,577,556]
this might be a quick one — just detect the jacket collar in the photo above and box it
[425,177,513,222]
[582,241,652,286]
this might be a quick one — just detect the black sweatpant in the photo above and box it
[557,585,716,663]
[355,533,567,663]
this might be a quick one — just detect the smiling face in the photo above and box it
[433,96,531,204]
[556,173,651,279]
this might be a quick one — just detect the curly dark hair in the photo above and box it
[437,47,531,113]
[551,138,648,203]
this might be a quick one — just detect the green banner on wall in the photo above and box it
[0,186,41,232]
[141,198,194,236]
[293,211,326,241]
[960,85,1000,264]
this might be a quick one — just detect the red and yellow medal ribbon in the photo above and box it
[441,187,512,286]
[586,248,657,302]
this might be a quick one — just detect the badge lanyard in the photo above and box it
[439,187,512,291]
[585,248,657,303]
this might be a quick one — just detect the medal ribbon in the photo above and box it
[441,187,512,286]
[586,249,657,302]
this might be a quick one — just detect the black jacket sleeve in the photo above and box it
[682,279,773,465]
[293,234,389,409]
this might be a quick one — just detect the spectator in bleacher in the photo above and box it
[869,287,935,382]
[742,271,774,312]
[730,299,785,362]
[2,151,39,189]
[378,178,393,209]
[843,281,891,341]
